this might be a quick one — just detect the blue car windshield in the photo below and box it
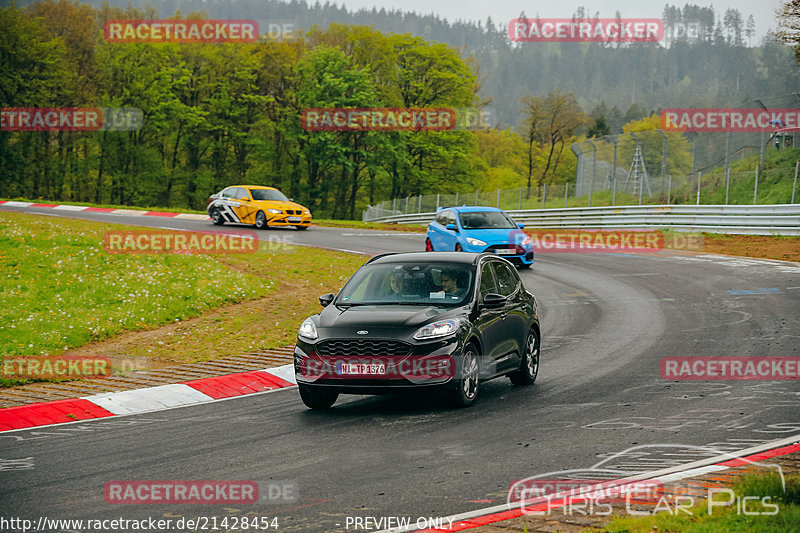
[459,211,516,229]
[337,264,474,306]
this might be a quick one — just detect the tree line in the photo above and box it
[2,0,798,218]
[2,2,592,217]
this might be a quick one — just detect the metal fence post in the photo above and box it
[586,139,596,208]
[474,189,478,205]
[436,193,440,210]
[518,187,522,210]
[611,137,618,206]
[564,183,569,208]
[541,184,546,208]
[696,171,702,205]
[418,195,422,213]
[723,132,730,199]
[496,188,500,208]
[455,191,459,205]
[793,161,798,204]
[639,170,644,206]
[657,130,667,196]
[393,198,396,212]
[667,175,672,204]
[754,165,759,205]
[725,166,731,205]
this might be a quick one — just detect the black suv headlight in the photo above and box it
[413,319,460,340]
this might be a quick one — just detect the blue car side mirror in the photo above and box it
[445,223,458,232]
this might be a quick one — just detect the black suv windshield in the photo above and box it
[337,263,474,306]
[459,211,517,229]
[250,188,289,202]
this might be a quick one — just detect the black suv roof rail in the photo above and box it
[365,252,399,264]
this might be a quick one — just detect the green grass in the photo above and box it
[0,210,372,382]
[604,473,800,532]
[653,147,800,207]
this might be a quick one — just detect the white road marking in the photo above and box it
[340,233,422,236]
[174,213,209,220]
[83,384,214,415]
[111,209,147,215]
[52,205,88,211]
[265,364,297,384]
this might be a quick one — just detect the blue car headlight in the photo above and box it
[413,319,460,340]
[466,237,486,247]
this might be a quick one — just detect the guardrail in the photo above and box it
[364,204,800,235]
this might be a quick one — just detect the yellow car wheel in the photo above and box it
[255,211,268,230]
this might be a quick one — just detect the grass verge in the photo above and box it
[0,211,367,385]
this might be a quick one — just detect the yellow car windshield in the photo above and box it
[250,189,289,202]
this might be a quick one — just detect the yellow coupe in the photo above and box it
[207,185,311,230]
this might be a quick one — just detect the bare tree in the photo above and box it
[537,91,587,188]
[518,95,544,198]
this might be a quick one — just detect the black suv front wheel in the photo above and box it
[452,345,480,407]
[298,385,338,409]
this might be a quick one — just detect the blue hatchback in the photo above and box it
[426,206,534,268]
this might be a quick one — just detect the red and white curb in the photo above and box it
[0,200,209,220]
[0,364,296,432]
[380,435,800,533]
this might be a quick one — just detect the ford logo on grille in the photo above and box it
[357,330,368,335]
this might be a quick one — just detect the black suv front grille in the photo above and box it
[317,339,413,356]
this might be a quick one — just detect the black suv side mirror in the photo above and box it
[482,293,507,308]
[319,293,335,307]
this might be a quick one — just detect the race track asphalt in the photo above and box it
[1,206,799,532]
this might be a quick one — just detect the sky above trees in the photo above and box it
[334,0,774,42]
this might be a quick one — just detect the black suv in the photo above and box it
[294,252,541,409]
